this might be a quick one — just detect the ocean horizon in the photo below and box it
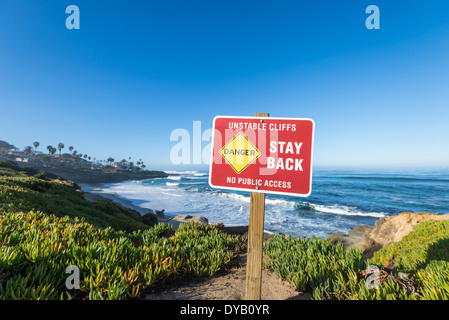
[91,167,449,239]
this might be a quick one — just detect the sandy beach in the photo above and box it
[80,183,155,216]
[79,182,195,230]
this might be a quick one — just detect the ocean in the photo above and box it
[94,168,449,239]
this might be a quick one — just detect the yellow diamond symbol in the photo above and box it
[220,132,260,174]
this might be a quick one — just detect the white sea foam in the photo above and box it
[312,204,386,218]
[166,182,180,186]
[183,176,204,180]
[211,190,387,218]
[218,192,251,203]
[90,173,390,239]
[193,173,208,177]
[217,192,297,209]
[162,192,182,197]
[265,198,298,209]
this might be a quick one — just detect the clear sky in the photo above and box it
[1,1,448,170]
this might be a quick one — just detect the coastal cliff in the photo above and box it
[15,163,169,184]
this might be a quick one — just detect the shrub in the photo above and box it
[0,169,149,232]
[140,213,158,227]
[0,211,245,300]
[370,220,449,299]
[263,235,368,299]
[264,219,449,300]
[0,164,245,300]
[0,161,21,172]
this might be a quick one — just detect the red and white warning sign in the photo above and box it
[209,116,315,197]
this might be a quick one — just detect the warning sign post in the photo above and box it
[208,113,315,300]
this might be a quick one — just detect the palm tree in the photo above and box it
[69,146,74,152]
[33,141,40,151]
[57,143,65,155]
[47,145,53,155]
[107,157,114,166]
[23,146,33,154]
[50,147,57,155]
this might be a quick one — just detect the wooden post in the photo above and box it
[245,112,269,300]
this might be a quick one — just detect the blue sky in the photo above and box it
[1,1,448,170]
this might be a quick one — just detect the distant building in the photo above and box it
[113,161,131,169]
[8,150,42,158]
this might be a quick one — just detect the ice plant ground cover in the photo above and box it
[263,216,449,300]
[0,162,245,299]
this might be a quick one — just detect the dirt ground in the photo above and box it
[144,255,311,300]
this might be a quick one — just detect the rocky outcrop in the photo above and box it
[171,214,209,225]
[20,164,169,184]
[141,212,158,226]
[154,213,209,229]
[223,225,276,242]
[329,225,375,256]
[152,209,167,219]
[330,213,449,259]
[367,213,449,247]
